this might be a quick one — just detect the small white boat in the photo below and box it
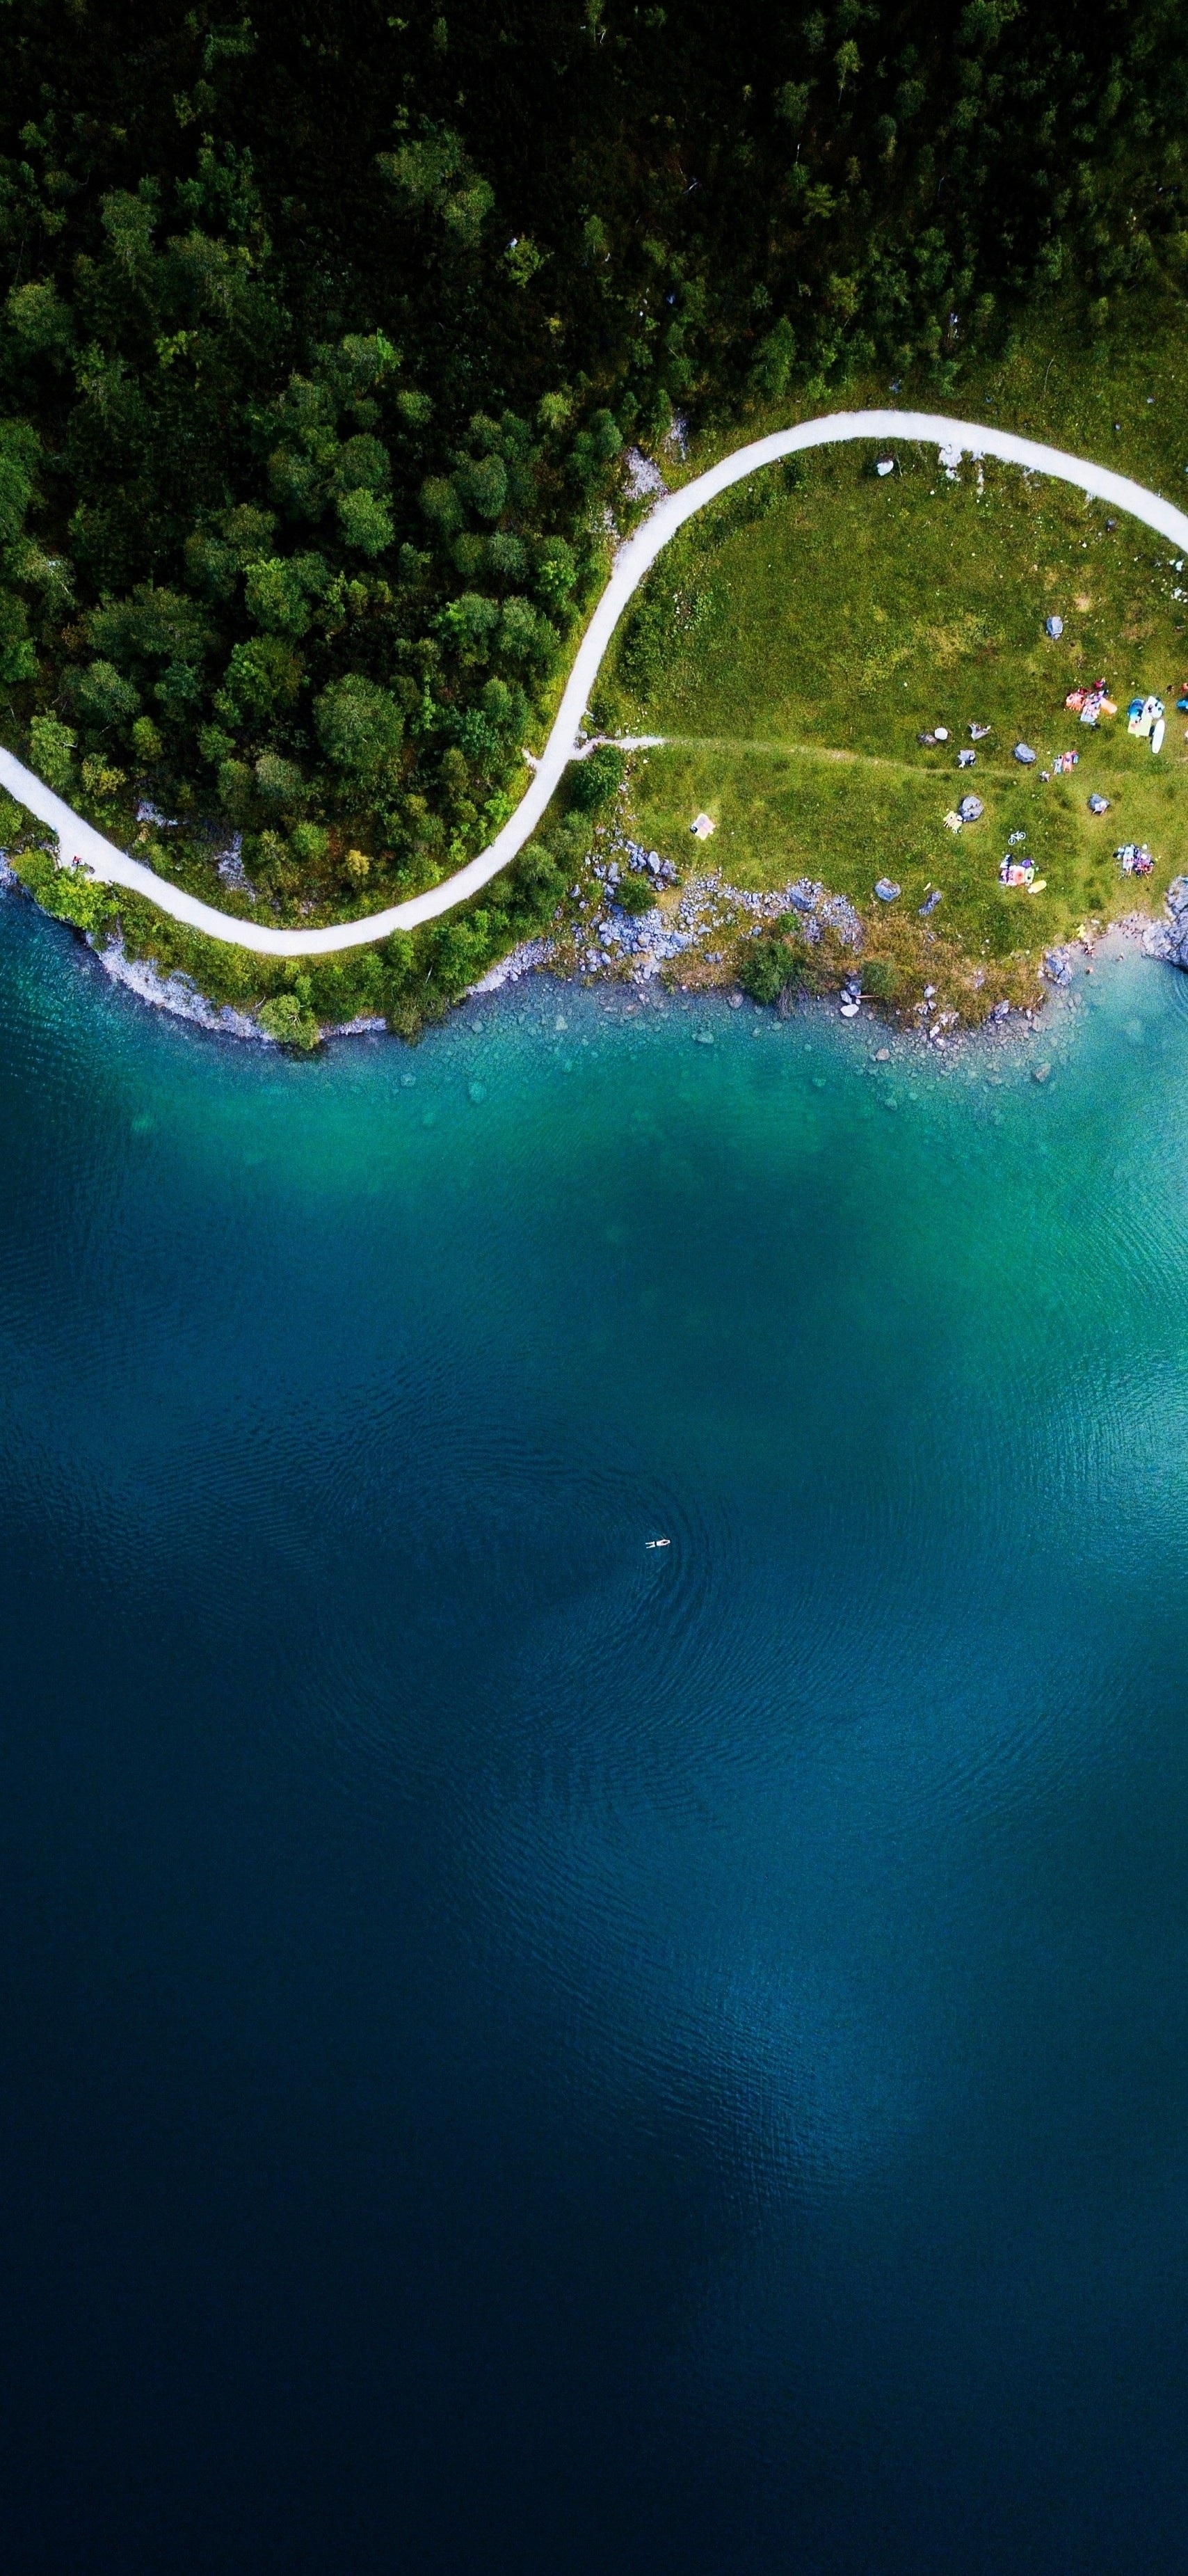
[645,1536,671,1550]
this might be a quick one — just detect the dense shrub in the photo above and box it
[738,939,792,1005]
[570,746,625,813]
[613,870,657,915]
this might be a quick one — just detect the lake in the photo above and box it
[2,896,1187,2573]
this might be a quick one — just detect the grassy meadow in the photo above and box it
[593,312,1188,983]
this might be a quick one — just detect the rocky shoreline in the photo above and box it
[5,843,1188,1054]
[90,932,392,1044]
[1141,876,1188,970]
[92,932,274,1041]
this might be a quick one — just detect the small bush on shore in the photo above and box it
[738,939,791,1004]
[258,991,320,1050]
[613,870,656,914]
[12,847,118,934]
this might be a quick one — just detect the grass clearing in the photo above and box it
[603,446,1188,963]
[592,307,1188,1007]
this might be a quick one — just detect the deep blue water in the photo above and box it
[3,897,1188,2573]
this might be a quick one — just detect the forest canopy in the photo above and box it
[1,0,1187,916]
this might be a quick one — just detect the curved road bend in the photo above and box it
[2,408,1187,960]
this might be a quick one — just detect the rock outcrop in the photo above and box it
[1143,878,1188,969]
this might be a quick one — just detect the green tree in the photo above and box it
[533,538,577,611]
[254,751,306,804]
[570,744,624,811]
[738,939,791,1005]
[29,715,77,792]
[486,531,527,582]
[749,317,796,401]
[498,596,556,671]
[244,557,312,636]
[219,635,303,722]
[613,869,655,914]
[6,279,74,365]
[258,990,320,1048]
[775,82,810,130]
[314,673,404,781]
[0,589,35,682]
[438,590,500,662]
[335,488,394,555]
[76,659,141,728]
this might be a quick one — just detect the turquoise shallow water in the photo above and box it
[3,897,1188,2572]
